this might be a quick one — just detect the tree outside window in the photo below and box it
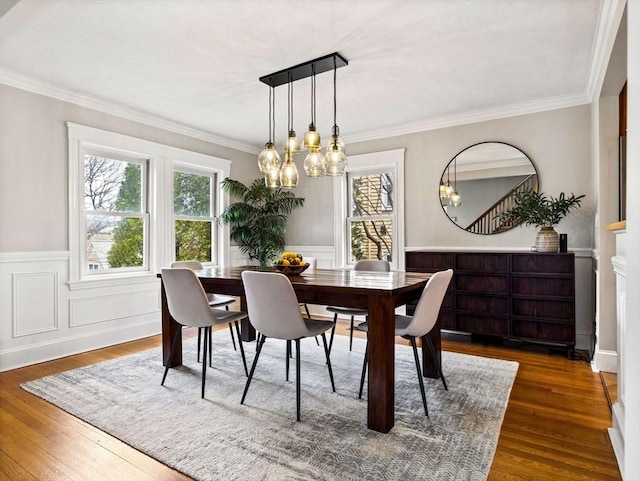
[348,172,394,262]
[173,170,214,263]
[83,154,147,272]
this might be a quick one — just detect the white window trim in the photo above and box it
[172,162,222,267]
[67,122,231,289]
[333,148,405,270]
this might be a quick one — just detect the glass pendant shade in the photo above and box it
[264,165,281,188]
[280,152,299,188]
[303,146,326,177]
[284,130,300,154]
[324,135,346,176]
[439,181,448,200]
[450,191,462,207]
[329,125,345,153]
[258,142,281,172]
[445,181,454,197]
[302,124,321,150]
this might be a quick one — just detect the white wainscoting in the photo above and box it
[1,246,596,371]
[0,251,161,372]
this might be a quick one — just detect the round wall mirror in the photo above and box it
[439,142,539,234]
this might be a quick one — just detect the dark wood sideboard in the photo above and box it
[405,251,575,354]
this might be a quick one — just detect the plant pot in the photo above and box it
[535,226,559,253]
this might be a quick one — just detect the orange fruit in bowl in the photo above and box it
[282,259,290,266]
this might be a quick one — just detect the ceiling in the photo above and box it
[0,0,609,154]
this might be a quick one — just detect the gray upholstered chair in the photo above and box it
[356,269,453,416]
[160,268,249,398]
[171,260,238,361]
[326,259,390,351]
[240,270,336,421]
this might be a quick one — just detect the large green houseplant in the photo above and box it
[499,189,584,252]
[219,178,305,266]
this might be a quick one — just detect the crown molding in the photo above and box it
[344,92,592,145]
[0,69,260,155]
[585,0,626,102]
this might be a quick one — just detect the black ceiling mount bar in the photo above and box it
[259,52,348,88]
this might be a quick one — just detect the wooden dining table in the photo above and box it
[159,265,438,433]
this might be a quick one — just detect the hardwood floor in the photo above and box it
[0,322,620,481]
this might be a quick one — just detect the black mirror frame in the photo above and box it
[439,141,540,235]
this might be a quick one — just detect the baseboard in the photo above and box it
[592,348,617,373]
[0,317,160,372]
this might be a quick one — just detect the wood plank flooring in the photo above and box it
[0,322,621,481]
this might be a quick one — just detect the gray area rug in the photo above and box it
[22,332,518,481]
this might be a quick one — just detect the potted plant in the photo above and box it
[499,189,585,252]
[218,178,305,266]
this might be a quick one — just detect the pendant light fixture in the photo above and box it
[280,76,299,188]
[257,86,281,179]
[258,52,348,186]
[324,56,347,176]
[303,66,326,176]
[283,76,300,155]
[444,165,454,198]
[449,156,462,207]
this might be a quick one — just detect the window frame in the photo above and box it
[333,149,405,270]
[82,149,150,276]
[172,163,219,266]
[67,123,231,289]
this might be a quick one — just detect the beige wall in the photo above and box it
[287,104,594,251]
[0,84,256,252]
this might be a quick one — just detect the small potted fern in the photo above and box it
[499,189,584,252]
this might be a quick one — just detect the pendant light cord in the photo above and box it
[333,57,337,127]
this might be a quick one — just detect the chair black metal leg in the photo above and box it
[295,338,301,422]
[229,323,237,351]
[328,314,337,354]
[233,321,248,377]
[349,316,355,351]
[286,340,291,381]
[410,337,428,416]
[358,339,369,399]
[321,333,336,392]
[425,334,448,390]
[161,328,182,386]
[241,335,266,405]
[202,326,209,399]
[208,326,213,367]
[197,327,202,362]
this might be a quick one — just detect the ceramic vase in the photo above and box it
[535,226,559,253]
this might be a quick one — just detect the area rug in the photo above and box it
[22,332,518,481]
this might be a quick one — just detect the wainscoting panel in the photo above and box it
[0,251,161,372]
[13,271,58,336]
[70,289,160,327]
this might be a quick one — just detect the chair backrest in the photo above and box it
[241,271,310,340]
[354,259,390,272]
[171,260,203,270]
[405,269,454,337]
[161,268,215,328]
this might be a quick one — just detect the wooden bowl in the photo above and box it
[272,263,310,276]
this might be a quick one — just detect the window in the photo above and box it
[334,149,405,270]
[67,123,231,286]
[173,168,216,264]
[348,171,394,262]
[83,152,149,274]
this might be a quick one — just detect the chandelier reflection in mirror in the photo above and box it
[258,52,348,188]
[439,156,462,207]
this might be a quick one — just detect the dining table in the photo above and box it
[158,265,439,433]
